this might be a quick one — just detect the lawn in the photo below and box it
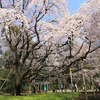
[0,92,81,100]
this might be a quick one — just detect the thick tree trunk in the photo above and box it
[16,84,21,95]
[11,63,22,96]
[12,83,21,96]
[12,77,22,96]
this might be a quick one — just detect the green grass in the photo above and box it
[0,92,81,100]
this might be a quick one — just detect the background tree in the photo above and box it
[39,0,100,91]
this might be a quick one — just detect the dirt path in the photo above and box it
[75,92,100,100]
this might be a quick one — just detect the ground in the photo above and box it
[0,92,81,100]
[75,92,100,100]
[0,91,100,100]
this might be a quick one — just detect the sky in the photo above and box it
[67,0,88,14]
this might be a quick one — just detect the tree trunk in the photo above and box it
[12,84,21,96]
[90,70,96,98]
[69,60,74,100]
[70,68,74,100]
[12,83,21,96]
[81,61,88,100]
[12,77,22,96]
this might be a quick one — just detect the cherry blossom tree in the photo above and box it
[39,0,100,93]
[0,0,100,96]
[0,0,69,96]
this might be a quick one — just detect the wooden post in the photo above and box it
[81,60,88,100]
[25,84,26,90]
[29,84,31,93]
[48,84,49,91]
[52,84,53,90]
[51,84,52,91]
[41,84,43,92]
[47,84,48,92]
[38,84,39,91]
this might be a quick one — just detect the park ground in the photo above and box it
[0,91,100,100]
[0,92,81,100]
[75,92,100,100]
